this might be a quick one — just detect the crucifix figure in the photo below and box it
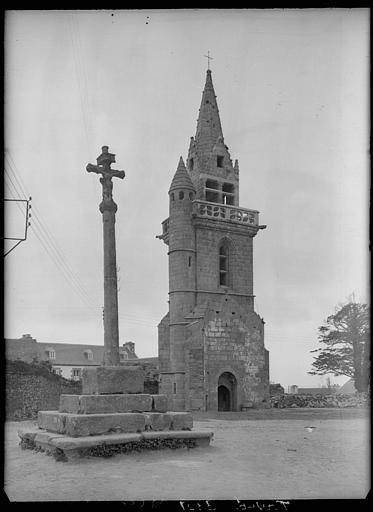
[86,146,125,365]
[204,50,214,70]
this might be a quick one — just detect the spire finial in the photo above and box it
[204,51,213,70]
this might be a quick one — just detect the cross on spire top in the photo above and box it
[204,51,213,70]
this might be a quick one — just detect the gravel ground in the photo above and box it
[4,408,370,501]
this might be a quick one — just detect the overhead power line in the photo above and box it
[5,151,100,315]
[5,151,167,329]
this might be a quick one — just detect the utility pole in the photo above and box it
[86,146,125,365]
[4,197,32,257]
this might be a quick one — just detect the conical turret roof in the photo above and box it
[169,156,196,193]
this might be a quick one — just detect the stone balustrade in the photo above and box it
[158,201,259,243]
[193,200,259,226]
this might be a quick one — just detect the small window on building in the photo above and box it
[189,192,194,200]
[189,158,194,170]
[179,191,184,200]
[173,383,177,394]
[84,350,93,360]
[48,350,56,360]
[219,244,229,287]
[53,367,62,376]
[217,155,224,168]
[171,192,175,201]
[72,368,81,380]
[188,256,192,267]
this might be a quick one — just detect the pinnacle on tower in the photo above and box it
[169,156,196,193]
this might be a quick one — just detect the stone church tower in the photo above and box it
[157,69,270,411]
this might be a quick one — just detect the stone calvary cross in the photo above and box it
[86,146,125,366]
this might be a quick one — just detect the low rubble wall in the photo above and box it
[270,392,370,409]
[6,360,81,421]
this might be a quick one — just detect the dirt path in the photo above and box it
[4,409,370,501]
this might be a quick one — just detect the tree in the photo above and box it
[309,302,370,393]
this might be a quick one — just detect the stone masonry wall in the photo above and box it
[6,360,81,421]
[185,318,206,411]
[205,313,269,409]
[158,313,170,373]
[195,226,253,300]
[184,299,269,411]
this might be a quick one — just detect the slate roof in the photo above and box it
[37,343,105,366]
[5,338,138,367]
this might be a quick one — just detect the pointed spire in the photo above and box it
[194,70,223,156]
[169,156,196,193]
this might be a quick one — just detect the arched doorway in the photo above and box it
[218,372,237,411]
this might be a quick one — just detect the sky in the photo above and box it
[4,9,370,390]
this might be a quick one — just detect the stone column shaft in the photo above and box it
[86,146,125,367]
[102,208,120,365]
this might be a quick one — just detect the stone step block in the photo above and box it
[144,413,172,431]
[38,410,67,433]
[168,412,193,430]
[151,394,168,412]
[50,432,143,451]
[38,411,145,437]
[59,394,153,414]
[82,366,144,395]
[34,431,66,451]
[144,412,193,431]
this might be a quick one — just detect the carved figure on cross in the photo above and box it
[86,146,125,212]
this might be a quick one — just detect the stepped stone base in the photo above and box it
[18,428,213,461]
[19,366,213,460]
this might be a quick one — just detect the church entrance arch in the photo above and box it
[218,372,237,411]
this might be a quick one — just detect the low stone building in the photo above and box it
[5,334,138,381]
